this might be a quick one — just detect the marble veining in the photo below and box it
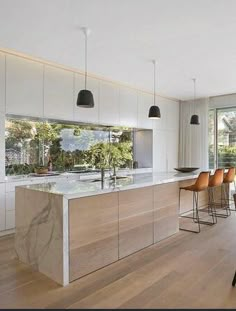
[15,188,67,285]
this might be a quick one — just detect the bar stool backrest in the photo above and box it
[208,168,224,187]
[194,171,210,191]
[223,167,235,183]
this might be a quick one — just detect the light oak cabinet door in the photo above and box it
[0,52,5,113]
[6,55,43,117]
[44,66,74,120]
[119,87,138,127]
[137,92,154,129]
[154,182,179,243]
[99,81,120,125]
[119,186,154,259]
[0,184,5,231]
[74,73,99,123]
[69,192,119,281]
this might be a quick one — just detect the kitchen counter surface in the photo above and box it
[3,168,153,183]
[19,171,200,199]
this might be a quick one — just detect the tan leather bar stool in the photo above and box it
[179,171,212,233]
[207,168,224,221]
[222,167,235,213]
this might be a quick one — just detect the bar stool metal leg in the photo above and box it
[232,271,236,286]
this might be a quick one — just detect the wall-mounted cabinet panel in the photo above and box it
[6,55,43,117]
[166,100,179,130]
[6,210,15,230]
[0,52,5,113]
[0,184,5,231]
[153,129,168,172]
[44,66,74,120]
[153,97,168,130]
[74,74,99,124]
[167,130,179,171]
[6,191,15,211]
[137,92,153,129]
[119,87,138,128]
[99,81,120,126]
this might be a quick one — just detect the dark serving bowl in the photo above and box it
[174,167,199,173]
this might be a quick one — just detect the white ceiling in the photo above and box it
[0,0,236,100]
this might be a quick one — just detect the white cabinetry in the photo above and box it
[153,130,168,172]
[6,55,44,117]
[44,66,74,120]
[0,184,5,231]
[74,74,99,124]
[119,87,138,128]
[99,81,120,125]
[166,100,179,131]
[167,130,179,171]
[137,92,153,129]
[0,52,5,113]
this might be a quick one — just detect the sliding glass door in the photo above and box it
[209,107,236,169]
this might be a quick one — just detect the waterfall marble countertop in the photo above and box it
[18,171,201,200]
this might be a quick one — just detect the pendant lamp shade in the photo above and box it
[77,27,94,108]
[77,89,94,108]
[190,78,199,125]
[190,114,200,125]
[148,105,161,119]
[148,60,161,119]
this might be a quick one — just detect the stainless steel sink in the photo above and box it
[91,176,129,182]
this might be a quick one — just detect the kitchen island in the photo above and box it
[15,171,206,286]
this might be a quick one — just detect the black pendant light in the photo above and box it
[148,60,161,119]
[190,78,200,125]
[76,27,94,108]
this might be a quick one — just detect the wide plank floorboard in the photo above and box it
[1,214,236,308]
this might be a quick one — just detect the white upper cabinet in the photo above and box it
[119,87,138,128]
[167,130,179,171]
[137,92,153,129]
[166,99,179,130]
[6,55,43,117]
[74,73,99,124]
[153,129,167,171]
[153,96,167,130]
[44,66,74,120]
[0,52,5,113]
[99,81,120,126]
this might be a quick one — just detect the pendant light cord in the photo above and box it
[153,60,156,106]
[85,31,88,90]
[193,78,196,113]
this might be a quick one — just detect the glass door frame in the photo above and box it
[210,106,236,169]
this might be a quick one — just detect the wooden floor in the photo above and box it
[1,213,236,309]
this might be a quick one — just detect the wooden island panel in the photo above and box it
[154,182,179,243]
[118,186,154,259]
[69,192,119,281]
